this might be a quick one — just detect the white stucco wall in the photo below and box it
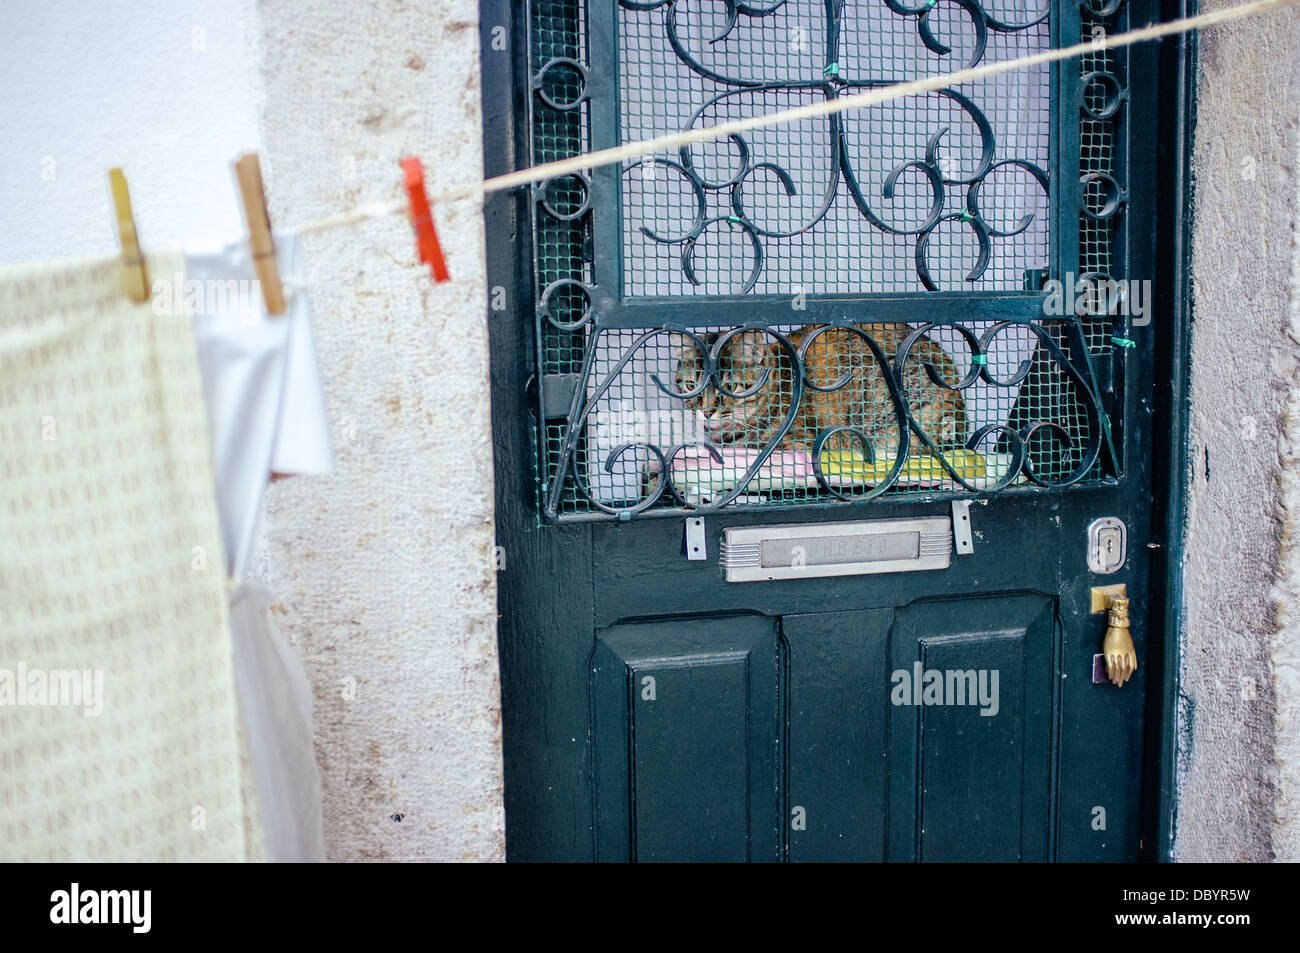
[0,0,264,252]
[0,0,504,861]
[1179,0,1300,861]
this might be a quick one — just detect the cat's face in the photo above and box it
[673,330,779,444]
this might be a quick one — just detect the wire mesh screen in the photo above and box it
[1079,1,1126,356]
[566,321,1104,516]
[531,0,592,515]
[618,0,1050,295]
[527,0,1123,520]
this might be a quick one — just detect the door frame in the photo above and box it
[478,0,1196,862]
[1146,0,1196,864]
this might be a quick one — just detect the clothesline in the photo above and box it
[294,0,1298,239]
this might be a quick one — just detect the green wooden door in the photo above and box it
[483,0,1173,862]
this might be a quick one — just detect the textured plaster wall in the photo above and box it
[1266,44,1300,865]
[1179,0,1300,861]
[255,0,504,861]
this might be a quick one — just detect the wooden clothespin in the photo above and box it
[401,156,450,283]
[233,153,286,315]
[107,168,149,303]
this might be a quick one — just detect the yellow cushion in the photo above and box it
[818,448,988,484]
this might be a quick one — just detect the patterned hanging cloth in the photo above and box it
[0,252,258,861]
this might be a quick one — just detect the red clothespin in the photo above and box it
[400,156,450,283]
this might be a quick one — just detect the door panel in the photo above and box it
[887,594,1056,862]
[785,610,891,862]
[594,495,1071,625]
[592,616,781,862]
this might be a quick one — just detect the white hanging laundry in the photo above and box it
[186,230,332,862]
[186,230,333,579]
[227,581,325,863]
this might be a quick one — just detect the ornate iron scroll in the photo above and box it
[618,0,1052,295]
[540,318,1115,520]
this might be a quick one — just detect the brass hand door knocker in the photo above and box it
[1102,595,1136,687]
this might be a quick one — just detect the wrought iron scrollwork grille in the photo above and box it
[619,0,1051,295]
[526,0,1130,522]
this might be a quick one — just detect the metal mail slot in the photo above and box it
[719,517,953,583]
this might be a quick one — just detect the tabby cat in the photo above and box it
[672,325,966,461]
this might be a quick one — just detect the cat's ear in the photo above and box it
[729,329,775,363]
